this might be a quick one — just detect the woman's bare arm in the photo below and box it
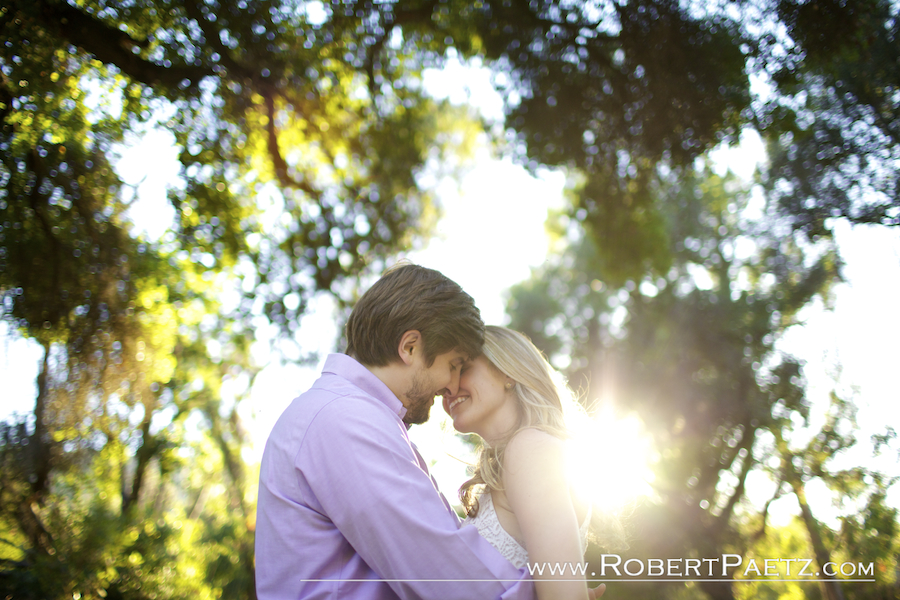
[504,429,590,600]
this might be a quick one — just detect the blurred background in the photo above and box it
[1,1,899,598]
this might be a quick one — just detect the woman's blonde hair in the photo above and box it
[458,325,629,551]
[458,325,576,513]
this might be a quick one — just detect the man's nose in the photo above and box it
[443,370,461,397]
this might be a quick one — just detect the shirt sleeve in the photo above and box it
[297,396,535,600]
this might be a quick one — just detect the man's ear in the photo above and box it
[397,330,422,366]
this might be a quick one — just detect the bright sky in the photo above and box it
[2,58,898,523]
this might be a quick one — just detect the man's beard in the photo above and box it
[402,368,437,426]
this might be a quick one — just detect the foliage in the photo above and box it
[732,517,818,600]
[509,167,850,599]
[760,384,900,600]
[1,0,898,597]
[759,0,900,238]
[0,0,471,596]
[734,509,900,600]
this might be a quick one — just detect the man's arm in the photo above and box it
[300,398,535,600]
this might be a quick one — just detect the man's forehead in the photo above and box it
[448,349,471,363]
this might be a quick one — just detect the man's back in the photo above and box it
[255,354,534,600]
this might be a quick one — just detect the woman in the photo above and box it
[443,326,624,600]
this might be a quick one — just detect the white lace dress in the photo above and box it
[464,492,591,569]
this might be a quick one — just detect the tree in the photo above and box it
[759,0,900,238]
[770,392,850,600]
[3,1,897,597]
[507,167,841,599]
[402,0,751,282]
[0,0,471,596]
[759,380,899,600]
[325,0,899,284]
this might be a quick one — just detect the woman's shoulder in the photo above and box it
[503,428,566,472]
[507,427,564,451]
[501,428,575,523]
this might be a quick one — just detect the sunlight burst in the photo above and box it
[567,407,654,511]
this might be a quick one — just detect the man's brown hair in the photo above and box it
[345,263,484,367]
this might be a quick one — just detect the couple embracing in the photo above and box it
[255,264,615,600]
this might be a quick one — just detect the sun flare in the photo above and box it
[567,408,654,511]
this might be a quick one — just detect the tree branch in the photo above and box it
[717,427,757,526]
[264,91,321,198]
[182,0,257,83]
[365,23,395,98]
[33,0,213,90]
[122,401,158,515]
[753,478,786,541]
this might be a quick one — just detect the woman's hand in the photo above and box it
[588,583,606,599]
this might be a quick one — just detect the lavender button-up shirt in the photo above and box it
[255,354,535,600]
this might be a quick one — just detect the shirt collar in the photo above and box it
[322,353,407,420]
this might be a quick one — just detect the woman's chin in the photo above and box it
[451,417,472,435]
[454,423,487,441]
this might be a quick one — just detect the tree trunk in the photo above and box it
[778,439,846,600]
[791,479,846,600]
[30,341,52,499]
[20,341,55,554]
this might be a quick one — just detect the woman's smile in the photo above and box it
[445,394,469,417]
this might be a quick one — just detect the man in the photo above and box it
[255,264,535,599]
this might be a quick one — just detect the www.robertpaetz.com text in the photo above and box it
[527,554,875,580]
